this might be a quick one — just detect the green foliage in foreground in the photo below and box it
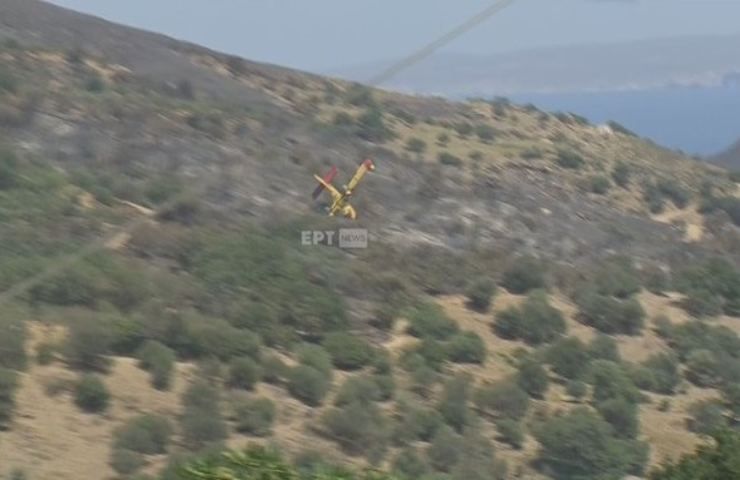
[177,444,399,480]
[650,430,740,480]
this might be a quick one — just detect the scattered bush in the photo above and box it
[405,137,427,154]
[296,344,334,377]
[394,405,443,443]
[588,334,621,363]
[556,150,585,169]
[437,132,450,146]
[234,397,276,436]
[588,175,611,195]
[320,402,389,459]
[634,352,680,394]
[597,398,640,438]
[85,75,106,93]
[345,84,375,107]
[590,360,642,405]
[475,379,530,420]
[0,315,27,370]
[260,354,288,384]
[687,399,727,435]
[137,340,176,390]
[534,407,649,480]
[287,365,331,406]
[493,290,566,345]
[685,349,721,388]
[110,448,145,476]
[64,315,113,371]
[407,302,459,340]
[322,332,375,370]
[547,337,591,380]
[334,375,383,406]
[0,368,18,429]
[74,374,110,413]
[181,380,227,449]
[427,425,461,472]
[465,277,496,312]
[657,179,691,209]
[114,414,172,454]
[516,357,550,398]
[612,162,631,188]
[438,151,462,167]
[0,67,18,94]
[578,293,646,335]
[446,331,487,364]
[495,418,524,449]
[501,256,546,294]
[437,374,472,432]
[566,379,588,400]
[475,124,496,143]
[356,106,394,143]
[392,447,429,479]
[228,357,261,390]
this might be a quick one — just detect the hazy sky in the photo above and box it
[47,0,740,72]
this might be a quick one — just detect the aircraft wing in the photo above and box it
[313,174,343,202]
[346,159,375,192]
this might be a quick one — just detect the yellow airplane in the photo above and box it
[312,159,376,220]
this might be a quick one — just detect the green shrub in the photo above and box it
[65,315,113,372]
[234,397,276,436]
[0,368,18,429]
[657,179,691,209]
[345,84,375,107]
[547,337,591,380]
[188,319,262,361]
[516,357,549,398]
[332,111,354,126]
[591,256,642,299]
[287,365,331,406]
[406,137,427,154]
[437,374,472,432]
[356,106,394,143]
[114,414,172,454]
[110,449,145,476]
[427,425,461,472]
[578,293,645,335]
[494,290,566,345]
[687,399,727,435]
[334,375,382,406]
[534,407,649,480]
[588,334,621,363]
[407,303,459,340]
[454,122,474,137]
[437,132,450,146]
[74,374,110,413]
[446,332,487,364]
[465,277,496,312]
[643,182,666,213]
[0,315,27,370]
[589,360,642,404]
[320,402,389,459]
[556,150,585,169]
[588,175,611,195]
[475,124,496,143]
[323,332,375,370]
[137,340,176,390]
[438,151,462,167]
[228,357,261,390]
[566,379,588,400]
[392,447,429,479]
[260,354,287,384]
[474,380,530,420]
[296,344,333,377]
[85,75,106,93]
[495,418,524,449]
[501,256,546,294]
[638,352,680,394]
[0,67,18,94]
[36,342,56,366]
[181,381,227,449]
[612,162,631,188]
[394,405,444,443]
[650,430,740,480]
[597,398,640,438]
[685,349,721,388]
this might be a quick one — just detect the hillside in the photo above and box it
[1,2,740,480]
[711,138,740,170]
